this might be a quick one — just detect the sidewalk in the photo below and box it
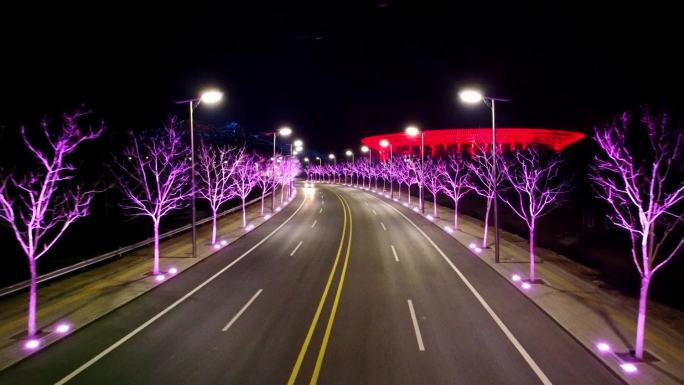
[0,191,297,372]
[358,185,684,385]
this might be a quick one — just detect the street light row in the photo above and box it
[327,87,506,263]
[183,89,309,258]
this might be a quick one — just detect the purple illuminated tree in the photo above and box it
[0,111,103,336]
[591,110,683,359]
[257,157,277,216]
[111,119,191,275]
[440,154,472,229]
[468,144,504,248]
[232,153,259,227]
[423,158,445,217]
[405,158,422,204]
[392,158,411,200]
[197,142,239,244]
[499,148,568,282]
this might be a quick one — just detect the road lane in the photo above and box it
[0,186,347,385]
[314,185,624,385]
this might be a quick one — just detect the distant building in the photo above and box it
[361,128,585,160]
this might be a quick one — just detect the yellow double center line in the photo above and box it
[287,191,353,385]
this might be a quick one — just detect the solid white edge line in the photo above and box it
[222,289,263,332]
[376,195,553,385]
[407,299,425,351]
[380,222,387,231]
[290,241,303,256]
[311,220,318,228]
[54,199,307,385]
[391,245,400,262]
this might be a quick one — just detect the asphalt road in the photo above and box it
[0,183,625,385]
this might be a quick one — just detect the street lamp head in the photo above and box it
[293,139,303,147]
[405,126,420,136]
[328,153,335,159]
[293,150,298,155]
[345,150,353,156]
[304,157,309,162]
[459,89,484,104]
[316,156,321,160]
[379,139,390,148]
[200,89,223,104]
[361,145,369,153]
[278,127,292,137]
[295,147,303,153]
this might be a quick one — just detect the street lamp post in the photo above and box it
[361,145,371,189]
[379,139,393,198]
[459,88,510,263]
[272,126,292,212]
[345,150,354,185]
[178,89,223,258]
[328,153,336,183]
[290,140,303,196]
[405,126,424,213]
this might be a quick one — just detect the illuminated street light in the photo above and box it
[272,126,294,212]
[177,88,224,258]
[405,125,425,213]
[459,87,510,263]
[293,139,303,147]
[458,89,483,104]
[200,89,223,104]
[379,139,394,199]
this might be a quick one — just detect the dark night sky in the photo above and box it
[1,1,681,155]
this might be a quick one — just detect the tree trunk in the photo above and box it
[27,257,38,336]
[261,192,265,216]
[212,209,218,244]
[454,198,459,229]
[153,220,160,275]
[635,275,651,359]
[433,192,438,217]
[242,197,247,227]
[407,185,411,204]
[529,223,536,281]
[483,196,492,247]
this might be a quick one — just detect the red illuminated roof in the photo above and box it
[361,128,585,158]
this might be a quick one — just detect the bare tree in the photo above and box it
[232,152,259,227]
[423,158,446,217]
[440,154,472,229]
[500,148,568,281]
[0,111,103,336]
[468,144,505,248]
[257,157,277,216]
[111,118,191,275]
[197,142,239,244]
[591,110,683,359]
